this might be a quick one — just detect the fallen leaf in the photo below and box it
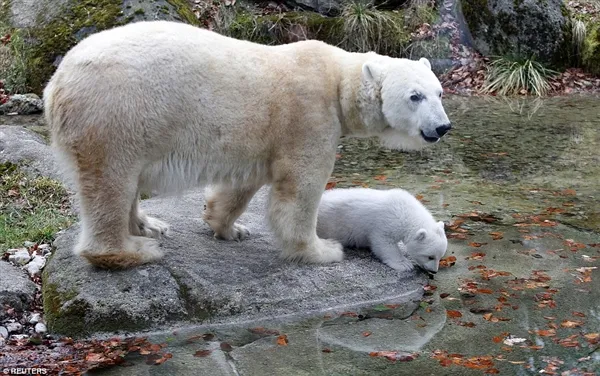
[325,181,337,190]
[466,252,486,260]
[194,349,211,357]
[439,256,457,267]
[560,320,583,328]
[373,175,387,181]
[477,288,494,294]
[220,342,233,352]
[322,348,332,353]
[440,293,450,299]
[583,333,599,344]
[489,232,504,240]
[534,329,556,337]
[468,242,487,248]
[572,311,586,317]
[276,334,289,346]
[446,310,462,318]
[362,331,372,337]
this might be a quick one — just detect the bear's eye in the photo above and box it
[428,256,435,260]
[410,94,421,102]
[438,92,442,98]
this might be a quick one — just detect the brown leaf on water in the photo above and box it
[533,329,556,337]
[220,342,233,352]
[194,349,211,357]
[322,348,333,353]
[415,194,425,201]
[492,335,504,343]
[560,320,583,328]
[362,331,372,337]
[485,368,500,374]
[559,189,576,196]
[558,335,579,348]
[468,242,488,248]
[458,321,476,328]
[477,288,494,294]
[439,256,457,268]
[276,334,289,346]
[325,181,337,190]
[467,252,486,260]
[583,333,599,344]
[440,293,450,299]
[373,175,387,181]
[489,232,504,240]
[448,233,468,240]
[446,310,462,318]
[572,311,586,318]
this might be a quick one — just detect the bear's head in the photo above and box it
[404,220,448,274]
[358,56,452,151]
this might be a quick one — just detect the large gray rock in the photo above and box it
[0,261,38,320]
[0,125,60,180]
[460,0,570,66]
[44,188,428,338]
[0,94,43,115]
[0,0,199,94]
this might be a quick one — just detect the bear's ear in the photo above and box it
[362,61,381,85]
[437,221,445,234]
[419,57,432,70]
[415,229,427,241]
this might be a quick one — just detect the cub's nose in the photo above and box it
[436,123,452,137]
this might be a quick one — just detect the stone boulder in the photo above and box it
[0,125,60,180]
[0,94,43,115]
[0,261,38,321]
[460,0,571,67]
[0,0,198,95]
[44,188,427,338]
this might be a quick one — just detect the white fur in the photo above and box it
[316,188,448,273]
[43,21,451,269]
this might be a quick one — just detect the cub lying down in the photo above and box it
[316,188,448,273]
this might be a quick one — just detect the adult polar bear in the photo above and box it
[44,20,452,269]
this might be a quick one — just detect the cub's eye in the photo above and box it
[410,94,421,102]
[428,256,435,260]
[439,92,443,98]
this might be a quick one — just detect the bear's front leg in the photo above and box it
[369,238,415,272]
[268,155,344,264]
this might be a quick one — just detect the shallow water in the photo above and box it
[23,94,600,375]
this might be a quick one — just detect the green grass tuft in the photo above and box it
[340,1,404,54]
[0,163,73,253]
[481,57,558,97]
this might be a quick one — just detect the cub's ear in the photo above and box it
[416,229,427,241]
[362,61,381,85]
[419,57,431,70]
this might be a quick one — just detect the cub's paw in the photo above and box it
[213,223,250,242]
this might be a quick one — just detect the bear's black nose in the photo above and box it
[436,123,452,137]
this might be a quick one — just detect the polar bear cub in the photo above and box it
[317,188,448,273]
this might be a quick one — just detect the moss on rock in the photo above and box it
[583,23,600,75]
[1,0,199,95]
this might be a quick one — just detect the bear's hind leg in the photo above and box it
[74,160,163,269]
[268,159,344,264]
[203,184,263,241]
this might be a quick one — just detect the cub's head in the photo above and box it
[359,56,452,151]
[405,221,448,274]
